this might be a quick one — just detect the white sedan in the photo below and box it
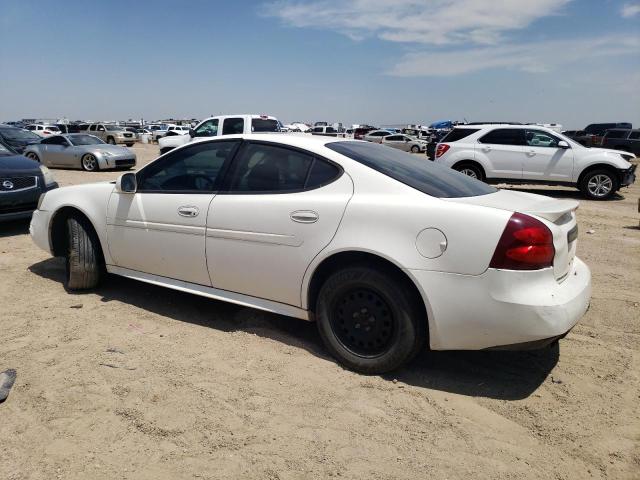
[30,134,591,373]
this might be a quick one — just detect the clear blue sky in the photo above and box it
[1,0,638,129]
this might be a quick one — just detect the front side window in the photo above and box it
[604,130,627,139]
[41,136,69,146]
[222,117,244,135]
[194,119,219,137]
[97,125,106,132]
[525,129,560,148]
[137,140,239,192]
[225,143,340,193]
[327,141,496,198]
[628,131,640,140]
[479,128,524,146]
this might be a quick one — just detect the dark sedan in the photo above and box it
[0,141,58,222]
[0,124,42,154]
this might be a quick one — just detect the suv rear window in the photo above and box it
[479,128,524,146]
[327,141,496,198]
[251,118,279,133]
[440,128,479,143]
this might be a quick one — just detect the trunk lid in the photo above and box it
[446,189,579,280]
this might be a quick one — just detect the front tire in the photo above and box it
[410,145,420,153]
[65,217,102,290]
[316,266,426,374]
[579,169,618,200]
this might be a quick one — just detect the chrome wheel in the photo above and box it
[587,174,613,198]
[82,154,98,171]
[460,168,478,179]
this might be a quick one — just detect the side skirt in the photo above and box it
[106,265,311,321]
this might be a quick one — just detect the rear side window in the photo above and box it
[440,128,479,143]
[604,130,628,139]
[327,141,496,198]
[251,118,279,132]
[479,128,524,146]
[629,131,640,140]
[225,143,340,193]
[222,118,244,135]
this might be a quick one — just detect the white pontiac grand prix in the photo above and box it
[30,134,591,373]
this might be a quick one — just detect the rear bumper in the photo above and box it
[408,257,591,350]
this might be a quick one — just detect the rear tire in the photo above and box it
[65,217,102,290]
[316,266,426,374]
[454,162,485,181]
[579,169,618,200]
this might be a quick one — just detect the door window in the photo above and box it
[222,117,244,135]
[41,135,69,146]
[629,131,640,140]
[225,143,340,193]
[386,135,402,141]
[194,119,219,137]
[137,140,239,192]
[525,129,560,148]
[479,128,524,146]
[97,125,105,132]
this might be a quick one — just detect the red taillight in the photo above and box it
[490,213,555,270]
[435,143,450,158]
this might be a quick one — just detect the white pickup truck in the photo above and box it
[158,114,280,154]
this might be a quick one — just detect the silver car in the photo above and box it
[362,129,392,143]
[23,134,136,172]
[381,134,428,153]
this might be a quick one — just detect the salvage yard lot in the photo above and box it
[1,143,638,479]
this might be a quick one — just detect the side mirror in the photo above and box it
[116,172,137,193]
[189,128,196,137]
[558,140,570,149]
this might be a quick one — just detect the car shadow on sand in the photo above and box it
[0,219,30,238]
[29,257,558,401]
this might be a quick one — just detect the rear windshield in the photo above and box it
[327,141,496,198]
[441,128,479,143]
[251,119,279,132]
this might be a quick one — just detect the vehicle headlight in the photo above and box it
[39,165,56,187]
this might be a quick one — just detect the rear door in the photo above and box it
[206,141,353,306]
[522,129,574,181]
[477,128,525,179]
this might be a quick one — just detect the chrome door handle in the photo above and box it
[177,206,199,217]
[526,150,536,156]
[482,146,492,151]
[290,210,319,223]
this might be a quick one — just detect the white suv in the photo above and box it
[434,124,636,199]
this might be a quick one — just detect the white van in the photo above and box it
[158,114,280,154]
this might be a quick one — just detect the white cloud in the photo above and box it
[621,2,640,17]
[388,35,640,76]
[262,0,572,45]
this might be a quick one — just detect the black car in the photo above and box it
[0,141,58,222]
[601,129,640,157]
[0,124,42,154]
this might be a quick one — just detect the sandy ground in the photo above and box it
[1,143,639,480]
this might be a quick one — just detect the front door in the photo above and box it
[522,129,574,181]
[206,141,353,306]
[106,140,239,285]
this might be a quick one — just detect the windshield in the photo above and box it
[69,134,104,146]
[327,141,496,198]
[105,125,124,131]
[0,127,41,142]
[251,119,279,132]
